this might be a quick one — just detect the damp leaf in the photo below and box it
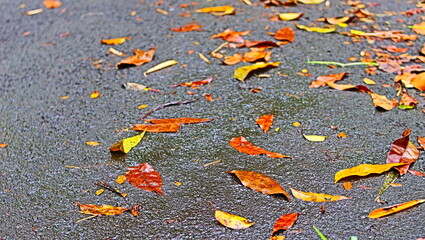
[290,188,350,202]
[132,123,181,132]
[368,199,425,218]
[229,136,290,158]
[144,117,214,125]
[303,134,327,142]
[227,170,290,200]
[309,73,347,88]
[386,129,420,175]
[126,163,164,196]
[295,24,337,33]
[144,60,178,75]
[75,202,129,216]
[109,131,146,153]
[272,213,299,235]
[215,210,255,229]
[116,47,155,68]
[195,6,235,16]
[233,62,280,81]
[256,115,274,133]
[334,163,407,182]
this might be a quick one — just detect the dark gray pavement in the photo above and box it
[0,0,424,239]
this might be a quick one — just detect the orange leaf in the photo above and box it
[223,53,243,65]
[144,117,214,125]
[418,136,425,149]
[412,22,425,35]
[43,0,62,9]
[408,169,425,176]
[384,46,408,53]
[256,115,274,133]
[309,73,348,88]
[326,82,371,93]
[170,77,213,88]
[243,50,271,63]
[343,182,352,190]
[75,202,129,216]
[126,163,164,196]
[244,40,280,48]
[386,129,420,175]
[100,37,128,45]
[116,47,155,68]
[274,27,295,42]
[211,29,251,43]
[229,136,290,158]
[290,188,350,202]
[195,6,235,16]
[132,123,181,133]
[370,93,398,111]
[215,210,254,229]
[411,72,425,91]
[0,143,8,148]
[272,213,298,235]
[368,199,425,218]
[399,92,418,107]
[227,170,290,200]
[170,23,202,32]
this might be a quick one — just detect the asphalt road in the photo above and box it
[0,0,424,239]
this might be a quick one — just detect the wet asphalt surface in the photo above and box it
[0,0,424,239]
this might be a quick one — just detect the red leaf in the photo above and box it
[272,213,299,235]
[309,73,348,88]
[256,115,274,133]
[229,136,290,158]
[170,77,213,88]
[132,123,181,132]
[408,169,425,176]
[386,129,420,175]
[126,163,164,196]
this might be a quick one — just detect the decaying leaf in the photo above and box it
[170,23,202,32]
[144,60,178,75]
[227,170,290,200]
[43,0,62,9]
[132,123,181,132]
[309,73,347,88]
[386,129,420,175]
[272,213,298,235]
[290,188,350,202]
[211,29,251,43]
[195,6,235,16]
[144,117,214,125]
[229,136,290,158]
[295,24,337,33]
[126,163,164,196]
[334,163,407,182]
[303,134,327,142]
[278,13,303,21]
[116,47,155,68]
[256,114,274,133]
[100,37,129,45]
[233,62,280,81]
[370,93,398,111]
[411,72,425,91]
[170,78,213,88]
[215,210,255,229]
[75,202,129,216]
[368,199,425,218]
[274,27,295,42]
[109,131,146,153]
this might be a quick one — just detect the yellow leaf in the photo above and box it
[90,91,100,99]
[144,60,178,75]
[363,78,376,85]
[368,199,425,219]
[298,0,325,4]
[109,131,146,154]
[290,188,350,202]
[100,37,128,45]
[86,141,100,146]
[350,29,366,35]
[95,189,104,195]
[115,175,127,184]
[303,134,327,142]
[292,122,301,127]
[278,13,303,21]
[76,202,129,216]
[137,104,149,109]
[59,96,69,99]
[270,237,286,240]
[215,210,255,229]
[174,181,182,186]
[334,163,407,182]
[233,62,280,81]
[296,24,337,33]
[195,6,235,16]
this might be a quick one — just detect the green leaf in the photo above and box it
[313,225,327,240]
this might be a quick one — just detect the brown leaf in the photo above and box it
[272,213,298,235]
[370,93,398,111]
[256,114,274,133]
[386,129,420,175]
[170,78,213,88]
[274,27,295,42]
[126,163,164,196]
[227,170,290,200]
[43,0,62,9]
[399,92,418,108]
[229,136,290,158]
[132,123,181,132]
[211,29,251,43]
[309,73,348,88]
[384,46,408,53]
[244,40,280,48]
[116,47,155,68]
[170,23,202,32]
[75,202,129,216]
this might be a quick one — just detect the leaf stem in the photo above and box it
[307,60,378,67]
[313,225,328,240]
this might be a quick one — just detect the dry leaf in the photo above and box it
[0,143,8,148]
[343,182,352,190]
[109,131,146,153]
[412,22,425,35]
[223,53,243,65]
[298,0,324,4]
[211,29,251,43]
[116,175,127,184]
[229,136,290,158]
[233,62,280,81]
[278,13,303,21]
[290,188,350,202]
[363,78,376,85]
[309,73,347,88]
[126,163,164,196]
[170,23,202,32]
[243,50,271,63]
[170,78,213,88]
[370,93,398,111]
[368,199,425,218]
[418,136,425,149]
[100,37,128,45]
[274,27,295,42]
[337,132,347,138]
[132,123,181,132]
[144,60,178,75]
[408,169,425,176]
[386,129,420,175]
[86,141,100,146]
[43,0,62,9]
[144,117,214,124]
[303,134,327,142]
[117,47,155,68]
[215,210,255,229]
[272,213,298,235]
[90,91,100,99]
[334,163,407,182]
[227,170,290,200]
[411,72,425,91]
[256,115,274,133]
[195,6,235,16]
[75,202,129,216]
[295,24,337,33]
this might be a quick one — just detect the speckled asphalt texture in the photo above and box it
[0,0,424,239]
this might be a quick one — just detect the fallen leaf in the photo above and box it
[399,92,418,108]
[370,93,398,111]
[138,104,149,109]
[270,237,286,240]
[292,122,301,127]
[411,72,425,91]
[0,143,8,148]
[229,136,290,158]
[215,210,255,229]
[408,169,425,176]
[256,115,274,133]
[343,182,352,190]
[90,90,100,99]
[386,129,420,175]
[243,50,271,63]
[389,183,402,187]
[368,199,425,218]
[233,62,280,81]
[43,0,62,9]
[272,213,298,235]
[303,134,327,142]
[298,0,324,4]
[132,123,181,132]
[170,78,213,88]
[195,6,235,16]
[100,37,128,45]
[412,22,425,35]
[116,175,127,184]
[227,170,290,200]
[290,188,350,202]
[116,47,155,68]
[144,117,214,125]
[95,189,104,195]
[295,24,337,33]
[75,202,129,216]
[25,9,43,15]
[326,83,371,93]
[244,40,280,48]
[334,163,407,182]
[109,131,146,153]
[211,29,251,43]
[278,13,303,21]
[107,47,126,56]
[337,132,347,138]
[144,60,178,75]
[126,163,164,196]
[309,73,347,88]
[86,141,100,146]
[384,46,408,53]
[419,136,425,149]
[223,53,243,65]
[170,23,202,32]
[363,78,376,85]
[325,17,350,25]
[274,27,295,42]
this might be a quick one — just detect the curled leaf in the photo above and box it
[290,188,350,202]
[233,62,280,81]
[215,210,254,229]
[386,129,420,175]
[75,202,129,216]
[298,0,324,4]
[144,60,178,75]
[100,37,128,45]
[368,199,425,218]
[126,163,164,196]
[109,131,146,153]
[117,47,155,68]
[334,163,407,182]
[229,136,290,158]
[211,29,251,43]
[370,93,398,111]
[309,73,347,88]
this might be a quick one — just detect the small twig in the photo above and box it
[76,214,98,223]
[95,181,127,198]
[202,159,222,167]
[307,60,378,67]
[139,98,199,120]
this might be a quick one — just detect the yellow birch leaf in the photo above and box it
[215,210,255,229]
[137,104,149,109]
[295,24,337,33]
[298,0,325,4]
[86,141,100,146]
[278,13,303,21]
[195,6,235,16]
[334,163,407,182]
[233,62,280,81]
[303,134,327,142]
[144,60,178,75]
[109,130,146,154]
[115,175,127,184]
[290,188,350,202]
[368,199,425,218]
